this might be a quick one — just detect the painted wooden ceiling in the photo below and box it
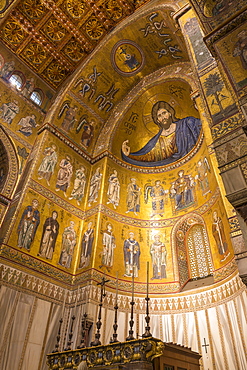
[0,0,152,89]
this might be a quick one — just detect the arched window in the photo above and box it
[187,224,213,279]
[0,127,19,199]
[30,89,43,106]
[173,213,213,288]
[9,72,24,90]
[0,139,8,193]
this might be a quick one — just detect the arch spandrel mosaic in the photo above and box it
[0,81,44,145]
[48,6,191,135]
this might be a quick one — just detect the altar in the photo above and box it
[47,275,200,370]
[47,338,201,370]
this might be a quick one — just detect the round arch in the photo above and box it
[171,212,213,289]
[0,126,19,199]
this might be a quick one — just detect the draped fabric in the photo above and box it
[121,117,202,167]
[0,286,62,370]
[1,284,247,370]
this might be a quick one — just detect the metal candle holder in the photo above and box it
[64,315,75,351]
[78,312,88,349]
[110,272,119,343]
[142,261,152,338]
[53,318,63,352]
[126,272,135,341]
[91,275,109,346]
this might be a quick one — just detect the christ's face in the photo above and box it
[157,108,172,128]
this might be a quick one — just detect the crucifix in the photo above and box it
[91,275,110,346]
[202,337,209,354]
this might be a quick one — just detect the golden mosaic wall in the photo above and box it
[0,1,243,294]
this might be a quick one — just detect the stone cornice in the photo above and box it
[0,260,242,313]
[204,6,247,47]
[226,189,247,209]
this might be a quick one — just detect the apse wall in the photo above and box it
[1,1,247,370]
[0,0,238,291]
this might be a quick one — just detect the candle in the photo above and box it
[132,271,134,302]
[75,286,79,309]
[85,281,89,314]
[103,271,106,296]
[147,261,149,297]
[62,289,67,317]
[115,271,119,305]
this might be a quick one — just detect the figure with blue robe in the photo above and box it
[121,101,201,167]
[17,199,40,251]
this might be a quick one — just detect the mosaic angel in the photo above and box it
[58,221,77,269]
[145,180,168,217]
[17,114,38,137]
[69,165,87,205]
[88,167,102,206]
[107,170,120,209]
[0,99,19,124]
[58,101,78,132]
[55,155,73,197]
[38,144,57,186]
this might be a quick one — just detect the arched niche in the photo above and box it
[0,126,19,199]
[172,213,213,289]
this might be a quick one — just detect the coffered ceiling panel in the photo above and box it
[0,0,151,88]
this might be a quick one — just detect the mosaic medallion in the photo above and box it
[111,40,145,76]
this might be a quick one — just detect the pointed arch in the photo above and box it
[171,212,213,289]
[0,126,19,199]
